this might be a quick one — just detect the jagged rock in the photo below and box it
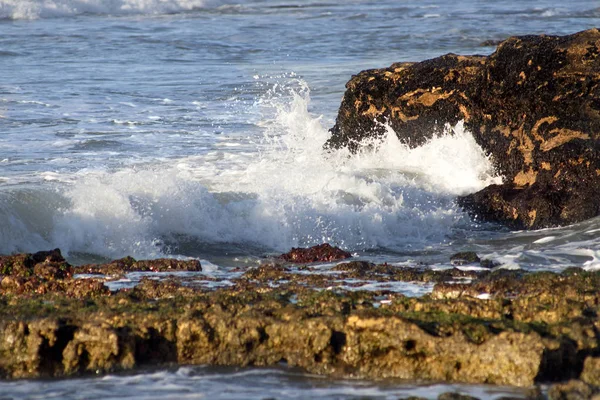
[327,28,600,229]
[279,243,351,263]
[0,275,109,297]
[75,256,201,275]
[31,249,66,264]
[0,249,72,280]
[0,250,599,387]
[0,302,549,385]
[0,249,111,297]
[62,322,137,375]
[548,380,599,400]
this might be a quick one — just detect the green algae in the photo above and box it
[0,250,598,392]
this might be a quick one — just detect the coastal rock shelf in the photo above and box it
[326,28,600,230]
[0,248,599,397]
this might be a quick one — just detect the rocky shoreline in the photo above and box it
[3,29,600,399]
[1,247,599,399]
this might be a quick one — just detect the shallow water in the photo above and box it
[0,365,535,400]
[1,0,600,397]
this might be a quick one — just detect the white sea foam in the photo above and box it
[0,83,501,260]
[4,81,600,268]
[540,8,563,17]
[533,236,556,244]
[0,0,218,20]
[14,85,497,260]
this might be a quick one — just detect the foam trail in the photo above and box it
[0,0,222,20]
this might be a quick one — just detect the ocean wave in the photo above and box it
[2,80,600,270]
[0,0,226,20]
[0,85,499,261]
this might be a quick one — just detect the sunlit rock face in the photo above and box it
[327,28,600,230]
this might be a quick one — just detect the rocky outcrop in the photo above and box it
[0,250,202,297]
[74,256,201,275]
[1,249,600,389]
[327,28,600,229]
[0,248,72,279]
[279,243,351,263]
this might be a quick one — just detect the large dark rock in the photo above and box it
[327,28,600,229]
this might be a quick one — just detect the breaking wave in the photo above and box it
[0,0,227,20]
[0,83,501,261]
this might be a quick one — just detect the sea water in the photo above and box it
[1,0,599,398]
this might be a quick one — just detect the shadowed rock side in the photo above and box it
[0,249,600,394]
[326,28,600,230]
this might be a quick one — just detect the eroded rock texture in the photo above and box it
[279,243,351,263]
[1,249,600,390]
[327,29,600,229]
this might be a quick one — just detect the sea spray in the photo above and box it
[0,0,214,20]
[0,188,57,253]
[32,84,500,260]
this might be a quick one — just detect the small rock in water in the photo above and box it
[479,259,500,269]
[280,243,351,263]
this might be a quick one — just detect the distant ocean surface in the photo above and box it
[1,0,599,398]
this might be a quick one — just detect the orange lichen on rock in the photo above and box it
[327,28,600,229]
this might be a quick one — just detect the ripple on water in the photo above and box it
[0,365,535,399]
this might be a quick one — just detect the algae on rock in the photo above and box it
[0,249,599,388]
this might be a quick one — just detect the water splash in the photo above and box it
[20,82,499,260]
[0,0,217,20]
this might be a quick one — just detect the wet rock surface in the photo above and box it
[327,28,600,230]
[0,249,599,395]
[279,243,351,263]
[547,380,600,400]
[74,256,202,276]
